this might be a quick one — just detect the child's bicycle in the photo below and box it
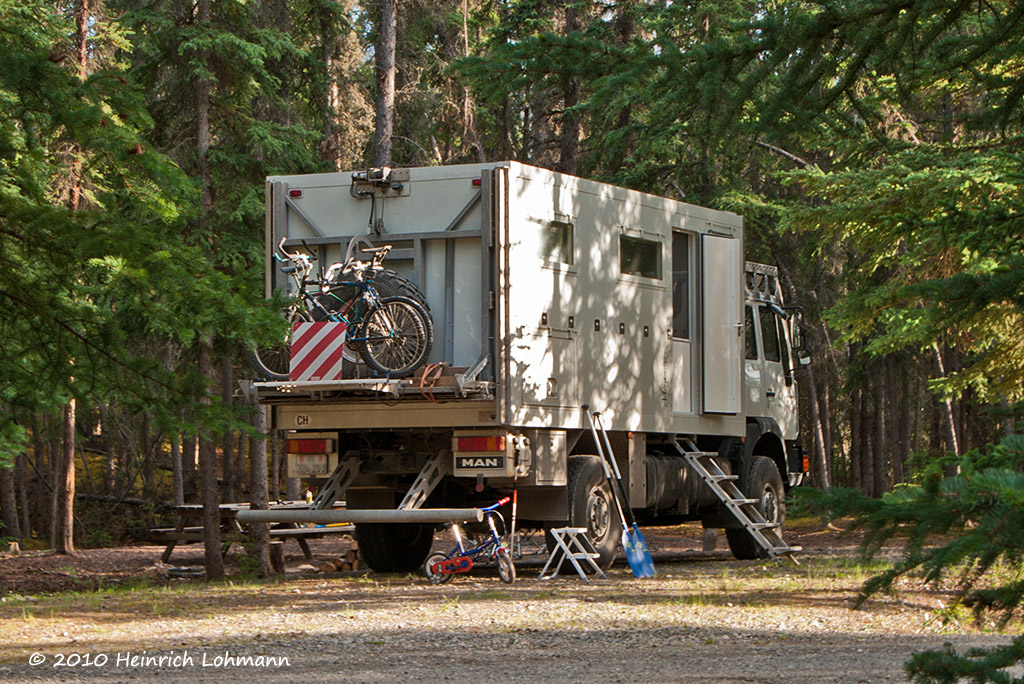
[424,498,516,584]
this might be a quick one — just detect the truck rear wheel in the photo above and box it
[354,522,434,573]
[725,456,785,560]
[566,455,620,570]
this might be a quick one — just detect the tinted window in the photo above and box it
[619,235,661,279]
[540,220,573,265]
[745,306,758,360]
[672,233,690,339]
[760,306,781,362]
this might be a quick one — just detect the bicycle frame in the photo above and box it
[430,498,510,576]
[276,239,389,337]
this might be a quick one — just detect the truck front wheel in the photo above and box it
[566,455,621,570]
[725,456,785,560]
[354,522,434,573]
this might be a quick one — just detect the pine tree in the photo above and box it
[799,434,1024,683]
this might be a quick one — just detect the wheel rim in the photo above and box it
[363,302,425,371]
[497,551,515,584]
[587,485,612,543]
[259,344,290,376]
[760,484,779,524]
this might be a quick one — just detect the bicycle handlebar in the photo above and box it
[481,497,511,512]
[276,236,395,287]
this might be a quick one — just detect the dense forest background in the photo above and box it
[1,0,1022,561]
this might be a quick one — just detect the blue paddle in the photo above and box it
[584,406,656,578]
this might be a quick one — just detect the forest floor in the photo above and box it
[0,519,1018,683]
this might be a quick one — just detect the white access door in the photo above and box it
[701,234,742,414]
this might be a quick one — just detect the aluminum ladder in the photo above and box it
[675,438,800,563]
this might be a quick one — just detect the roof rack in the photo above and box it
[744,262,783,305]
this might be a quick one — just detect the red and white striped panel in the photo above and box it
[289,321,348,381]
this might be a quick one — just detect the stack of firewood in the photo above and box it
[331,542,360,572]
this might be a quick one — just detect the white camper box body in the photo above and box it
[264,161,748,437]
[259,162,804,570]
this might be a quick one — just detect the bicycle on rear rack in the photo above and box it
[424,498,516,585]
[249,237,434,380]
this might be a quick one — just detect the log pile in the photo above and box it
[332,542,361,571]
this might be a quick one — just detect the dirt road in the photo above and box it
[0,524,1014,683]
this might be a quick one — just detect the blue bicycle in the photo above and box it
[424,498,516,584]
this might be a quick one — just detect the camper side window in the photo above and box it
[541,220,574,265]
[672,232,690,339]
[620,235,662,279]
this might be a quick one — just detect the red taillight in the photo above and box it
[472,178,482,186]
[457,435,505,452]
[285,438,332,454]
[289,189,303,198]
[802,455,810,472]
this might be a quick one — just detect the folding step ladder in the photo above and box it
[675,438,800,563]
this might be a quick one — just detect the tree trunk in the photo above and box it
[861,387,875,497]
[270,431,281,503]
[184,433,198,502]
[15,450,31,538]
[805,361,830,488]
[141,412,156,498]
[49,426,60,547]
[171,432,184,506]
[56,400,76,555]
[248,403,273,575]
[558,5,581,174]
[372,0,397,167]
[221,356,235,502]
[1,463,21,540]
[196,0,213,214]
[887,355,906,484]
[849,383,863,491]
[931,343,960,455]
[234,432,246,500]
[101,406,116,492]
[872,369,889,496]
[197,341,224,580]
[286,471,301,502]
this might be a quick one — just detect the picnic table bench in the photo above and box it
[154,502,353,563]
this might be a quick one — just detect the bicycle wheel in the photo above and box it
[357,296,433,378]
[496,549,516,584]
[424,552,454,585]
[248,308,309,380]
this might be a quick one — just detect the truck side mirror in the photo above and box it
[783,306,807,352]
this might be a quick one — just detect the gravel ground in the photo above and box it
[0,524,1017,683]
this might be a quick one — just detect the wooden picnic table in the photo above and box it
[153,502,352,563]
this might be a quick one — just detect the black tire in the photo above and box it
[370,270,431,312]
[725,456,786,560]
[323,269,430,313]
[566,455,621,570]
[355,522,435,573]
[424,552,453,584]
[496,549,516,584]
[248,309,310,380]
[358,296,434,378]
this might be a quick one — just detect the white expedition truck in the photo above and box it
[254,161,808,572]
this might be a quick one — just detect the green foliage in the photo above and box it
[797,435,1024,683]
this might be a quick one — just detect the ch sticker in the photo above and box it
[295,414,311,426]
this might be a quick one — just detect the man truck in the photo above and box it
[253,162,807,572]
